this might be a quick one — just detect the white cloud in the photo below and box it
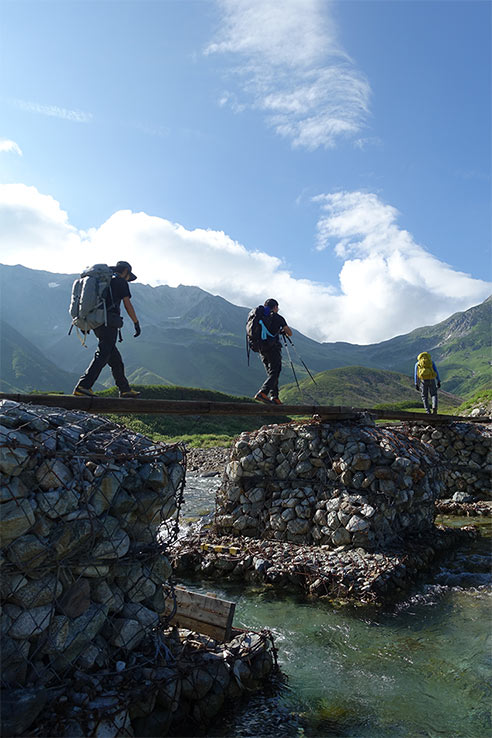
[206,0,370,149]
[0,183,489,344]
[0,139,22,155]
[8,98,93,123]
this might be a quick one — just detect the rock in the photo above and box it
[54,604,108,668]
[0,444,30,476]
[92,516,130,559]
[1,687,49,736]
[58,579,91,618]
[12,575,63,608]
[110,618,145,650]
[36,459,73,490]
[181,667,214,700]
[346,515,370,533]
[0,477,28,502]
[37,488,79,518]
[331,527,351,546]
[0,499,36,547]
[6,534,50,567]
[6,604,53,639]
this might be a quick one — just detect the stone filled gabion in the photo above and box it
[216,417,445,549]
[403,422,491,502]
[0,401,277,737]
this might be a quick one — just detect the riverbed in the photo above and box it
[179,473,492,738]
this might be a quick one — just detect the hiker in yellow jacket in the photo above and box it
[414,352,441,414]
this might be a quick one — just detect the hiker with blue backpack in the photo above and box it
[71,261,141,398]
[414,351,441,414]
[246,298,292,405]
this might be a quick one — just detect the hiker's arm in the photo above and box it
[123,296,138,324]
[282,324,293,337]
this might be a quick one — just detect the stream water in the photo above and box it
[179,474,492,738]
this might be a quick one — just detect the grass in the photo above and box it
[99,384,288,447]
[455,388,492,415]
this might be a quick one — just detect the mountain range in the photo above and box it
[0,263,490,399]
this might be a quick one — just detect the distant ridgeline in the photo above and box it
[0,264,490,399]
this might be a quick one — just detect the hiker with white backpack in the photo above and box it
[414,351,441,414]
[71,261,141,398]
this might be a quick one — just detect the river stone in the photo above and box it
[115,562,156,601]
[331,527,351,546]
[1,687,49,737]
[181,666,214,700]
[12,575,63,608]
[6,534,50,568]
[147,555,172,585]
[36,459,73,490]
[346,515,370,533]
[1,635,30,683]
[40,615,70,655]
[6,604,53,639]
[54,604,108,668]
[0,499,36,547]
[50,519,92,559]
[92,580,124,612]
[146,463,168,489]
[287,519,310,535]
[92,516,130,559]
[1,572,29,601]
[0,444,31,476]
[58,578,91,617]
[90,474,121,515]
[135,488,163,523]
[121,602,159,629]
[0,477,28,502]
[37,488,79,518]
[110,618,145,650]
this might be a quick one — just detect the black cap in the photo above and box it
[110,261,137,281]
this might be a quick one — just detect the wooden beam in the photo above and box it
[161,585,236,642]
[0,393,488,423]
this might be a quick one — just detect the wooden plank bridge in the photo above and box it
[0,393,489,424]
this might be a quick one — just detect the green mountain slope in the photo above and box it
[1,264,489,398]
[279,366,462,411]
[0,320,78,393]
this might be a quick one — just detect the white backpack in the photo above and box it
[69,264,114,342]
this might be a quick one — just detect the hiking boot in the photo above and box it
[432,407,438,414]
[73,385,95,397]
[270,397,283,405]
[254,391,271,404]
[120,389,141,398]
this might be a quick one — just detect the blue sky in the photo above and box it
[0,0,490,343]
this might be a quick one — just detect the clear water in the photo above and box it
[180,475,492,738]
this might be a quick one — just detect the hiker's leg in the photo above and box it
[107,345,131,393]
[268,348,282,398]
[429,379,438,413]
[420,380,431,413]
[78,326,117,388]
[260,347,282,397]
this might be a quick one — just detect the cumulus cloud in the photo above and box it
[0,139,22,155]
[0,183,489,344]
[206,0,370,149]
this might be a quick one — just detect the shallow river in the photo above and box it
[179,474,492,738]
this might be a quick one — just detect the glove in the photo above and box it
[415,383,419,391]
[133,321,141,338]
[437,381,441,389]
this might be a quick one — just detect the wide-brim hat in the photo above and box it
[110,261,137,281]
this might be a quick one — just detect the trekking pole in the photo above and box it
[282,334,304,402]
[284,335,317,385]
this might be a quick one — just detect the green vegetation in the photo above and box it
[455,388,492,416]
[279,365,461,412]
[99,384,288,446]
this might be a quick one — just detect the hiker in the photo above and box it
[252,298,292,405]
[73,261,142,398]
[414,351,441,414]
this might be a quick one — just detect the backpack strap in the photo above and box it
[259,319,278,341]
